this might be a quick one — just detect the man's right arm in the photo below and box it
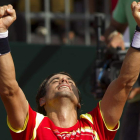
[0,5,28,130]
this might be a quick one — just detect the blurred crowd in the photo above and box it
[0,0,115,45]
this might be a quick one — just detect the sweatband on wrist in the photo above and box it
[0,30,10,56]
[0,30,8,38]
[0,37,10,55]
[131,25,140,51]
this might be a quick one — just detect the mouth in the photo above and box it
[58,85,71,90]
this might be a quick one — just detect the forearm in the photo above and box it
[119,47,140,87]
[0,29,17,94]
[120,1,140,89]
[0,52,17,94]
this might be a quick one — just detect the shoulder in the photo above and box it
[79,103,100,125]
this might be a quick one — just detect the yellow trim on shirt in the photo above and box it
[80,113,94,124]
[7,112,29,133]
[7,101,29,133]
[99,101,120,131]
[93,130,100,140]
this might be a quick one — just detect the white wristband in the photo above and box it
[0,31,8,38]
[131,31,140,49]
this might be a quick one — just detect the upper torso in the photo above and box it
[8,103,119,140]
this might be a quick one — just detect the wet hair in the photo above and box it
[36,72,81,116]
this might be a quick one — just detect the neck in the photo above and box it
[45,98,78,128]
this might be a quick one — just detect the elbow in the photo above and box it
[0,80,19,96]
[117,75,137,90]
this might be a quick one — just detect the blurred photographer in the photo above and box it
[104,0,140,140]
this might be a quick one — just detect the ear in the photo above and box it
[77,103,81,109]
[39,97,46,107]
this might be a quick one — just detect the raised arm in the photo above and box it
[100,1,140,130]
[0,5,28,129]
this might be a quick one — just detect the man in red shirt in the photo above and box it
[0,2,140,140]
[8,72,119,140]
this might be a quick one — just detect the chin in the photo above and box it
[56,91,71,97]
[55,91,75,100]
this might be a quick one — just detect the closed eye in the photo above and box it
[68,80,74,84]
[52,80,59,83]
[49,77,60,84]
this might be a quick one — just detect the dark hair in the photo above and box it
[36,72,81,116]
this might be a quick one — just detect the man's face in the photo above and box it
[44,74,80,107]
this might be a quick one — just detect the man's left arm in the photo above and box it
[100,1,140,130]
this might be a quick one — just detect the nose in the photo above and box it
[60,77,69,84]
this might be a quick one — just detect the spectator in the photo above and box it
[18,0,75,44]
